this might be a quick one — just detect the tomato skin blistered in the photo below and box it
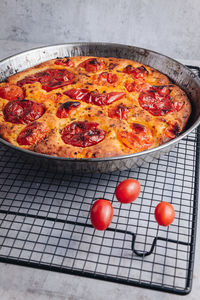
[132,66,149,79]
[64,89,90,102]
[90,92,125,106]
[93,72,118,85]
[165,122,180,139]
[124,82,136,92]
[17,122,49,146]
[64,89,125,106]
[54,58,74,67]
[56,101,81,118]
[123,65,149,79]
[123,65,135,74]
[108,104,129,120]
[4,100,45,124]
[138,86,184,116]
[125,81,150,92]
[61,121,106,147]
[78,58,106,72]
[0,84,24,101]
[17,69,75,91]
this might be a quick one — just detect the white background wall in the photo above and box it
[0,0,199,60]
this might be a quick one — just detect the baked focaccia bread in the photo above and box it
[0,56,191,158]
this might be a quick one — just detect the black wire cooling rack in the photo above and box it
[0,66,199,295]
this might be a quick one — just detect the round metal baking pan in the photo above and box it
[0,43,200,173]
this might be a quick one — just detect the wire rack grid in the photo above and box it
[0,66,199,295]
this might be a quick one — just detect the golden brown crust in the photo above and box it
[0,56,191,158]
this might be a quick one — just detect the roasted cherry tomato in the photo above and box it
[64,88,90,102]
[93,72,118,85]
[124,82,136,92]
[139,87,172,116]
[115,179,141,203]
[78,58,106,72]
[108,104,129,120]
[132,66,149,79]
[123,65,135,74]
[0,84,24,101]
[17,122,49,146]
[17,74,39,87]
[125,81,150,93]
[56,101,80,118]
[139,86,184,116]
[123,65,149,79]
[108,63,118,70]
[17,69,75,92]
[38,69,75,92]
[4,99,45,124]
[154,202,175,226]
[157,86,170,96]
[90,199,113,230]
[64,88,125,106]
[165,122,180,139]
[90,92,125,106]
[54,58,74,67]
[61,121,106,147]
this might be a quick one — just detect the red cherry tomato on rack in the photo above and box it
[115,179,141,203]
[90,199,113,230]
[154,202,175,226]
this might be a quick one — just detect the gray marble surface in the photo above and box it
[1,0,200,61]
[0,40,200,300]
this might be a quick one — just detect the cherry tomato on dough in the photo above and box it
[115,179,141,203]
[154,201,175,226]
[90,199,113,230]
[61,121,105,147]
[17,122,49,146]
[3,99,45,124]
[0,84,24,101]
